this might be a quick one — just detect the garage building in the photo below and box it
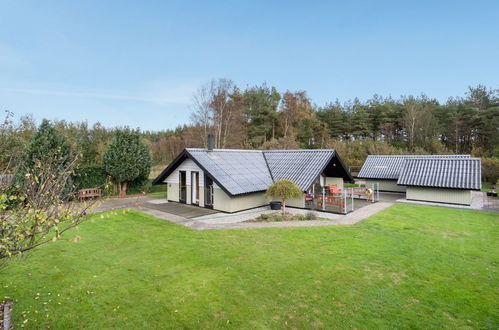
[358,155,470,192]
[397,157,481,205]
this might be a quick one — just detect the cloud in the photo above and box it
[0,82,200,105]
[0,43,30,70]
[138,79,204,105]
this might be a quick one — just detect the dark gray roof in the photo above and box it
[357,155,470,180]
[153,148,353,196]
[397,158,481,190]
[264,150,337,191]
[187,148,273,195]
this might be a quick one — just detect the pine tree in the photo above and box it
[24,119,73,170]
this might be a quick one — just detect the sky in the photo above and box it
[0,0,498,131]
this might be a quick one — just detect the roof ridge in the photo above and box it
[368,154,470,157]
[187,148,337,153]
[404,157,480,161]
[263,149,335,152]
[186,148,263,153]
[262,152,274,182]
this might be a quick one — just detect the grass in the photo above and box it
[1,205,497,329]
[147,190,167,199]
[481,183,497,193]
[146,183,167,199]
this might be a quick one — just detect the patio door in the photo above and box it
[179,171,186,203]
[191,172,199,205]
[204,175,214,209]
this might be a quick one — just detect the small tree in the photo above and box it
[103,128,151,197]
[0,117,95,269]
[265,180,302,215]
[0,157,94,268]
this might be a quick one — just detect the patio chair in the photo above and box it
[328,185,341,195]
[304,193,314,207]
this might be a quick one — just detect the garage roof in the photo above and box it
[397,158,482,190]
[357,155,470,180]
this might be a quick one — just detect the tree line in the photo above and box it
[188,80,498,155]
[1,81,498,184]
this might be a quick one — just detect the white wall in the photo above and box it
[406,187,473,205]
[164,159,204,186]
[364,179,406,192]
[164,158,207,206]
[213,189,268,212]
[167,183,179,202]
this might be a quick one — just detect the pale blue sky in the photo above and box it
[0,0,498,130]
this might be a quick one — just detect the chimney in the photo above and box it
[207,134,214,151]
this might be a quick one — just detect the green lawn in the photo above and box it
[146,183,167,199]
[147,190,167,199]
[1,205,498,329]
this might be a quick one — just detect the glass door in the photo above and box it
[204,175,213,209]
[179,171,186,203]
[191,172,199,205]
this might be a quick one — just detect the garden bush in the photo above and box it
[305,211,317,220]
[73,164,113,195]
[482,157,499,184]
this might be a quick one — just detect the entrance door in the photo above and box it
[204,175,214,209]
[191,172,199,205]
[179,171,186,203]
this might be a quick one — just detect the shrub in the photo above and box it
[305,211,317,220]
[127,176,151,195]
[482,157,499,184]
[73,164,113,196]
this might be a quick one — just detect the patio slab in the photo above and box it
[187,202,394,230]
[140,200,218,218]
[88,196,396,229]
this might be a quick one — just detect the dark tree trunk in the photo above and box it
[119,181,128,197]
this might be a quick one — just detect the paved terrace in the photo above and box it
[87,191,496,230]
[89,196,394,230]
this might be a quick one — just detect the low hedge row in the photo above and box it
[73,164,154,196]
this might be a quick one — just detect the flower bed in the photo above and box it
[245,211,326,222]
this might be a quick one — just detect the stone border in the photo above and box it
[1,301,12,330]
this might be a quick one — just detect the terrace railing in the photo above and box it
[304,190,353,214]
[304,183,379,215]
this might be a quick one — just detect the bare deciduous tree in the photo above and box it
[403,100,421,151]
[278,91,313,138]
[191,82,213,148]
[191,78,243,149]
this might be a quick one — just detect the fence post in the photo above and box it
[322,187,325,211]
[343,190,347,214]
